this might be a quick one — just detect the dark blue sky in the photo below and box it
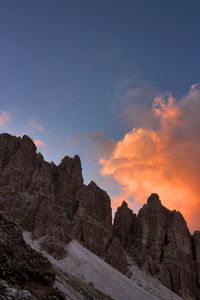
[1,0,200,187]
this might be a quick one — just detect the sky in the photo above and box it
[1,0,200,231]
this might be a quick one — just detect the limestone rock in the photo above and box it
[75,181,112,229]
[72,215,113,257]
[0,213,65,300]
[55,154,83,217]
[0,279,34,300]
[0,133,113,261]
[113,200,137,249]
[104,237,129,275]
[124,194,197,300]
[193,230,200,294]
[1,133,199,299]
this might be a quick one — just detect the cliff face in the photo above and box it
[114,194,199,300]
[0,133,128,272]
[0,134,113,255]
[0,133,199,299]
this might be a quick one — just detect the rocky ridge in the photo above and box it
[0,133,200,299]
[0,133,114,262]
[114,194,199,300]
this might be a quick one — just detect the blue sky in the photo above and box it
[1,1,200,219]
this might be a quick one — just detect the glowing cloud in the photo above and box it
[28,118,44,131]
[0,111,10,126]
[100,84,200,232]
[34,139,45,147]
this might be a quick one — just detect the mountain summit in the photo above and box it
[0,133,199,299]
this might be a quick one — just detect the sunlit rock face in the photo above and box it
[0,213,65,300]
[114,193,198,300]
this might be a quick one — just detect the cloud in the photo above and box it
[100,84,200,232]
[113,81,160,130]
[34,139,45,147]
[190,82,200,90]
[64,130,116,161]
[28,118,44,131]
[86,131,116,160]
[0,111,10,127]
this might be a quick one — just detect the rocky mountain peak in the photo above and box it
[0,132,112,260]
[0,133,199,299]
[88,180,97,187]
[21,134,37,149]
[59,154,82,169]
[147,193,161,205]
[58,154,83,185]
[113,199,136,249]
[121,200,128,208]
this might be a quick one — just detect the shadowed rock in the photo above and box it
[0,133,115,265]
[114,194,198,300]
[0,213,65,299]
[193,230,200,298]
[113,201,137,249]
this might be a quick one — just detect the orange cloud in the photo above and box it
[100,85,200,232]
[0,111,10,126]
[34,139,45,147]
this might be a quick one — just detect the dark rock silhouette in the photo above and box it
[113,200,137,249]
[0,133,113,261]
[194,231,200,290]
[0,213,65,299]
[0,133,200,299]
[114,193,197,299]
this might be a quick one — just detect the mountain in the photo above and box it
[0,212,65,299]
[0,133,199,299]
[114,195,199,299]
[23,231,182,300]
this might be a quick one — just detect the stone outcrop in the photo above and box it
[104,237,129,275]
[113,193,199,300]
[0,133,116,265]
[0,213,65,300]
[72,181,113,257]
[193,230,200,300]
[113,200,137,249]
